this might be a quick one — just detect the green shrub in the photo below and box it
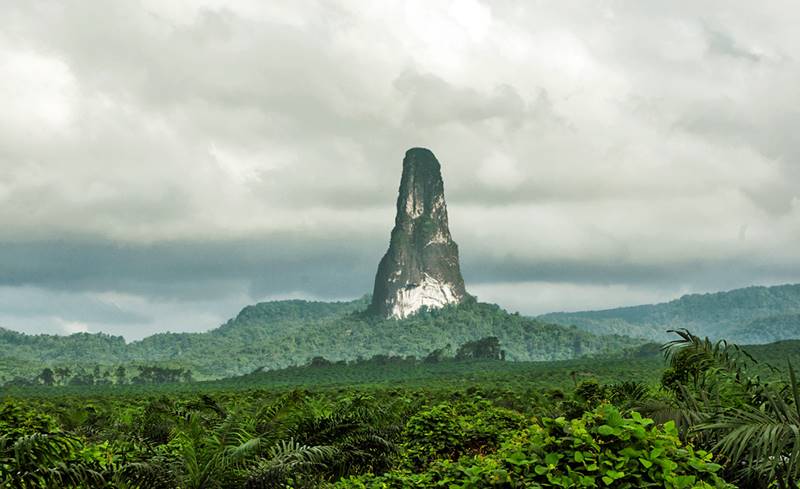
[401,400,526,470]
[0,402,59,437]
[574,379,607,405]
[337,404,733,488]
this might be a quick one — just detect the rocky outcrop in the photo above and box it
[369,148,467,319]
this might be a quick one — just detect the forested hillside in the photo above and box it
[0,297,642,382]
[726,313,800,344]
[7,283,800,385]
[540,283,800,342]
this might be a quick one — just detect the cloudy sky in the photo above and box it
[1,1,799,339]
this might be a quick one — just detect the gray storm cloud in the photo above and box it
[0,0,798,338]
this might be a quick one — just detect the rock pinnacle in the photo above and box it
[369,148,467,318]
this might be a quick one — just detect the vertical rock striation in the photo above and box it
[369,148,468,319]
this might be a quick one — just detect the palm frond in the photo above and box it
[245,438,336,488]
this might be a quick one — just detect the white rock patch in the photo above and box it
[388,274,458,319]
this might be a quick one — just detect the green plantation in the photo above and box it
[3,331,800,488]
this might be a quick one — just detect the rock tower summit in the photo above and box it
[369,148,468,319]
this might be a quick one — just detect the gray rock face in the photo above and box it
[369,148,468,319]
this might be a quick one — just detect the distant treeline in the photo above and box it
[302,336,505,368]
[3,365,194,388]
[3,336,506,388]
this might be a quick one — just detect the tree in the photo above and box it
[182,369,194,383]
[38,368,55,386]
[114,365,128,385]
[309,356,332,367]
[424,346,450,363]
[658,329,800,488]
[455,336,502,360]
[68,369,94,386]
[54,367,71,386]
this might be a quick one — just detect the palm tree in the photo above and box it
[117,392,399,488]
[0,430,104,487]
[694,364,800,489]
[120,394,339,488]
[658,329,800,488]
[245,439,335,488]
[286,393,399,479]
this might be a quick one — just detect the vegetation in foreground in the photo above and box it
[2,331,800,487]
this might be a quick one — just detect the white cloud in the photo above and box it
[0,1,799,336]
[0,48,76,131]
[470,281,686,316]
[477,151,522,190]
[449,0,492,42]
[58,319,89,335]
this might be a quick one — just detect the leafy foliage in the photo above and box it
[6,331,800,487]
[402,400,526,469]
[338,404,732,488]
[645,329,800,487]
[0,402,104,487]
[455,336,504,360]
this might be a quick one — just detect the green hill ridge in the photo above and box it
[0,297,641,381]
[539,283,800,342]
[7,282,800,383]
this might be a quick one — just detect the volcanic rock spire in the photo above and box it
[369,148,468,319]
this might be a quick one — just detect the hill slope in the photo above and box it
[0,297,642,380]
[725,313,800,345]
[539,283,800,342]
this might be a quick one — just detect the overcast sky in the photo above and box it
[1,1,799,340]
